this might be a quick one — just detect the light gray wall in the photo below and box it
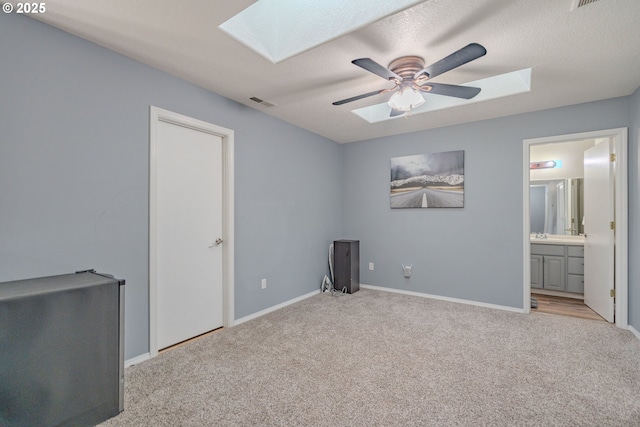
[2,13,638,364]
[0,14,342,359]
[342,97,632,309]
[629,87,640,331]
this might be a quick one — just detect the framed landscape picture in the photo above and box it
[390,150,464,208]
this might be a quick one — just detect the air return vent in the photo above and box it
[249,97,276,108]
[571,0,600,10]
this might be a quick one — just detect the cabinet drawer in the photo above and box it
[567,246,584,257]
[531,244,565,256]
[567,274,584,294]
[567,257,584,275]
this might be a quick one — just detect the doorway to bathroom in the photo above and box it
[522,128,628,328]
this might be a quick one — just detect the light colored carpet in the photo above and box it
[101,289,640,426]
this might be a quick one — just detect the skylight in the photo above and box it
[219,0,426,63]
[352,68,532,123]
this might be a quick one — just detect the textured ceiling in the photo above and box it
[23,0,640,143]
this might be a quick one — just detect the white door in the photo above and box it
[583,140,614,322]
[156,120,224,349]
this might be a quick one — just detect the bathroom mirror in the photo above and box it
[530,178,583,235]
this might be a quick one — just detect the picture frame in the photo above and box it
[390,150,465,208]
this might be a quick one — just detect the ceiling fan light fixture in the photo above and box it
[387,86,425,112]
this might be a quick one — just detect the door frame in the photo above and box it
[149,106,235,357]
[522,127,628,328]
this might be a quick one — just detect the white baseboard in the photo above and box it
[233,289,321,326]
[629,325,640,340]
[360,284,526,314]
[125,352,150,368]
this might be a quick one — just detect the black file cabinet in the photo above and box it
[334,240,359,294]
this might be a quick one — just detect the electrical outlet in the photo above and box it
[369,262,374,271]
[261,278,267,289]
[402,264,412,278]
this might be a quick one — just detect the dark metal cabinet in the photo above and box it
[0,271,125,427]
[334,240,359,294]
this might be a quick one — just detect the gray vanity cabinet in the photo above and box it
[530,244,566,291]
[531,243,584,294]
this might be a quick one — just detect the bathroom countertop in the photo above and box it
[530,235,584,246]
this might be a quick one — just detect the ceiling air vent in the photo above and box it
[249,97,276,108]
[571,0,600,10]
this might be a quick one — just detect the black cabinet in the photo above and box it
[334,240,359,294]
[0,271,125,427]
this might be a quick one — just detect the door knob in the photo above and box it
[208,238,223,248]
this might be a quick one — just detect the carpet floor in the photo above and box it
[100,289,640,426]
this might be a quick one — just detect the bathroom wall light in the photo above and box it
[530,160,562,169]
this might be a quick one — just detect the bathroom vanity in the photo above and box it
[531,236,584,294]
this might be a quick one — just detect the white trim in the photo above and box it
[523,138,532,315]
[360,284,526,314]
[222,120,235,330]
[523,128,628,328]
[613,130,628,329]
[148,106,235,358]
[629,325,640,341]
[234,289,321,326]
[125,352,151,368]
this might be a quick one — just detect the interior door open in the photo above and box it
[583,139,614,322]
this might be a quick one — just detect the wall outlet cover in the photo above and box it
[402,264,412,278]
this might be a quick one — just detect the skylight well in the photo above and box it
[353,68,532,123]
[219,0,426,63]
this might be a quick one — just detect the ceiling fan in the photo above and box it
[332,43,487,117]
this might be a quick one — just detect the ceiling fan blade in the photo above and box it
[353,58,402,82]
[390,108,405,117]
[420,83,481,99]
[332,90,385,106]
[414,43,486,80]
